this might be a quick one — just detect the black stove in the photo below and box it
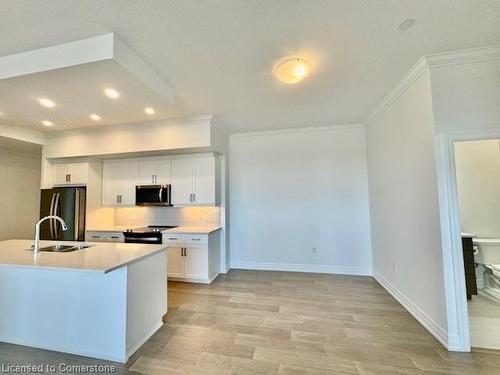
[123,225,177,244]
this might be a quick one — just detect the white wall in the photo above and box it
[229,126,372,275]
[430,59,500,134]
[454,140,500,238]
[366,69,448,345]
[0,138,42,240]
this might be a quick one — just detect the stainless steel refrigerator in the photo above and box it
[39,187,86,241]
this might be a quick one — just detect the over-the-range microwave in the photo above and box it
[135,185,172,206]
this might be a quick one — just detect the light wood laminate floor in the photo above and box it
[2,270,500,374]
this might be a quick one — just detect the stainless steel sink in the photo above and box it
[27,244,93,252]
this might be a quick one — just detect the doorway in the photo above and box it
[453,139,500,349]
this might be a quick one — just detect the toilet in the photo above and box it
[474,238,500,302]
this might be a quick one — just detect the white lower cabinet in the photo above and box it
[167,246,185,276]
[163,232,220,284]
[184,245,208,279]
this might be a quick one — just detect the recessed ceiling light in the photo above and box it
[41,120,53,127]
[90,114,101,121]
[144,107,155,115]
[104,88,120,99]
[274,57,311,84]
[398,19,415,31]
[39,98,55,108]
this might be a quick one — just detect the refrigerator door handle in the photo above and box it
[53,193,61,238]
[74,189,80,241]
[49,193,56,239]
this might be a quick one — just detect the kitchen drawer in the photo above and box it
[105,233,124,242]
[86,231,124,243]
[185,234,208,245]
[163,234,185,245]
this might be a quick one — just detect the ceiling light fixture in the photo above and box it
[41,120,53,127]
[274,57,311,84]
[398,19,415,31]
[104,88,120,99]
[144,107,155,115]
[90,114,101,121]
[39,98,55,108]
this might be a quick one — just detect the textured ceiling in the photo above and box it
[0,0,499,133]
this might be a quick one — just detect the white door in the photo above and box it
[167,247,185,278]
[171,159,194,205]
[102,160,138,206]
[193,158,215,205]
[184,245,208,279]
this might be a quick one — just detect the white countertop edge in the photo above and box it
[163,226,222,234]
[86,226,222,234]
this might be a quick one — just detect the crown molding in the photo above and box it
[425,45,500,68]
[364,45,500,126]
[230,123,364,139]
[364,57,429,126]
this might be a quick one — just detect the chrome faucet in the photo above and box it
[34,216,68,253]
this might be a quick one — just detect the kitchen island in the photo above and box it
[0,239,168,363]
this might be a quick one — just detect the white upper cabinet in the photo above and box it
[171,159,195,205]
[102,159,138,206]
[138,157,172,185]
[53,163,88,185]
[100,153,218,207]
[194,158,216,205]
[171,157,218,206]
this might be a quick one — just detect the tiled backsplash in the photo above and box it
[114,207,221,227]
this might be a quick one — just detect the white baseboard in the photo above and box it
[230,261,372,276]
[168,272,219,284]
[220,264,231,274]
[374,271,449,349]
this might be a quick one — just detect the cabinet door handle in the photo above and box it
[66,174,71,182]
[191,238,201,241]
[184,248,187,256]
[117,195,122,203]
[92,235,100,239]
[111,236,119,239]
[168,237,178,240]
[192,193,195,202]
[152,174,155,184]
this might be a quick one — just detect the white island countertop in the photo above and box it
[0,239,167,273]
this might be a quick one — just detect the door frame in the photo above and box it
[435,128,500,351]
